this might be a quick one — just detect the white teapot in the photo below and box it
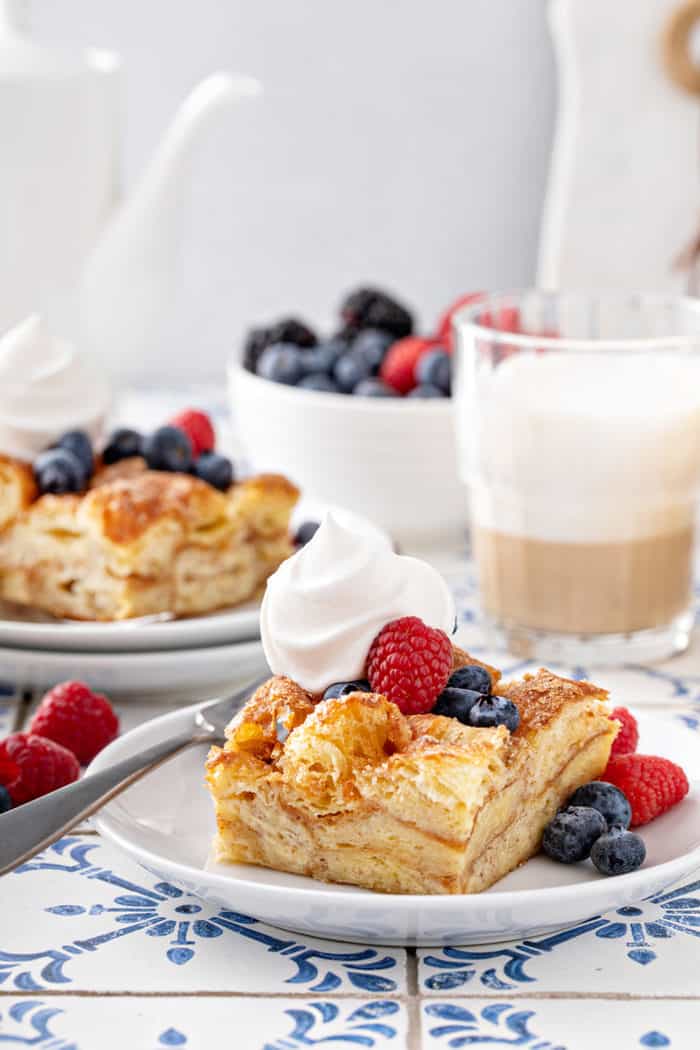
[0,0,260,382]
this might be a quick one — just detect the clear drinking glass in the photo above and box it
[454,291,700,665]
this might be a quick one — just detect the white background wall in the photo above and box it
[32,0,556,381]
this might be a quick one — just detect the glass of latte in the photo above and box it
[453,291,700,664]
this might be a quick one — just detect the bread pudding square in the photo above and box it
[206,660,618,895]
[0,455,298,620]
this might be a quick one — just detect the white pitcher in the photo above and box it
[0,0,260,381]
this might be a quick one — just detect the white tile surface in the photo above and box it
[0,835,406,995]
[0,996,406,1050]
[419,872,700,997]
[422,998,698,1050]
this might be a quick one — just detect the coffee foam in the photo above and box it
[461,353,700,542]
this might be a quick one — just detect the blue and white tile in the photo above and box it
[419,874,700,997]
[0,836,406,994]
[0,680,19,736]
[422,998,698,1050]
[0,995,406,1049]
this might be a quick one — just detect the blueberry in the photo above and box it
[323,680,372,700]
[294,520,320,546]
[448,665,492,696]
[468,695,520,732]
[299,373,340,393]
[56,430,94,480]
[142,425,193,473]
[0,785,12,813]
[102,428,143,465]
[351,328,394,373]
[256,343,305,386]
[353,378,397,397]
[303,339,347,374]
[407,384,447,398]
[568,781,632,830]
[333,351,372,393]
[195,452,233,491]
[591,827,646,876]
[542,806,607,863]
[34,448,86,494]
[433,687,483,724]
[416,348,451,394]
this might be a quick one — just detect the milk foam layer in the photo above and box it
[0,315,110,461]
[464,354,700,542]
[260,514,456,693]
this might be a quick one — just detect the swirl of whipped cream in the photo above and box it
[261,513,456,693]
[0,315,110,461]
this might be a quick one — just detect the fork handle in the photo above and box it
[0,726,211,876]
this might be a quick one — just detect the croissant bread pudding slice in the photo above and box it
[206,653,618,895]
[0,453,299,621]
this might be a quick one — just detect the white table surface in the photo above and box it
[0,390,699,1048]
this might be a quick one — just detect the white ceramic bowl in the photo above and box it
[228,358,466,543]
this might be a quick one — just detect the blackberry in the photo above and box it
[242,317,317,373]
[339,287,414,340]
[242,325,272,373]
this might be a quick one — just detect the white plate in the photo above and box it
[0,502,388,653]
[92,708,700,946]
[0,640,266,696]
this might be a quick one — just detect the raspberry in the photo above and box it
[366,616,452,715]
[168,409,215,459]
[380,337,437,395]
[610,706,639,757]
[603,753,689,827]
[29,681,119,765]
[0,733,79,805]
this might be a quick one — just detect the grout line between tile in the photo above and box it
[1,989,699,1002]
[406,948,421,1050]
[11,689,33,732]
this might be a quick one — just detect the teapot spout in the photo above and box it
[79,73,261,382]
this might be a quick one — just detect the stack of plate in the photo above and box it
[0,504,387,696]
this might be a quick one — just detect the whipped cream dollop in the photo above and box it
[0,315,110,461]
[261,514,456,693]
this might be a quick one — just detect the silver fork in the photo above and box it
[0,673,268,876]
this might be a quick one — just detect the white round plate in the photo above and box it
[0,502,388,653]
[92,708,700,946]
[0,640,265,696]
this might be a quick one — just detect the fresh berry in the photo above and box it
[194,452,233,491]
[142,425,193,473]
[299,373,340,393]
[0,784,11,812]
[567,781,631,829]
[323,680,372,700]
[257,343,306,385]
[433,686,483,724]
[415,348,451,393]
[102,428,143,465]
[407,384,447,398]
[610,706,639,757]
[591,826,646,876]
[435,291,485,351]
[468,695,520,732]
[352,329,394,373]
[353,378,397,397]
[339,287,413,340]
[602,753,689,827]
[303,339,347,374]
[56,430,94,480]
[448,665,492,696]
[29,681,119,765]
[542,806,607,863]
[333,351,372,393]
[267,317,318,349]
[380,336,437,395]
[169,409,215,458]
[366,615,452,715]
[0,733,80,804]
[294,520,320,546]
[243,325,273,372]
[34,448,85,494]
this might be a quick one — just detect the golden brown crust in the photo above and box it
[0,454,37,531]
[451,645,501,688]
[501,669,609,735]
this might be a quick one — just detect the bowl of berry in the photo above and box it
[229,286,476,541]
